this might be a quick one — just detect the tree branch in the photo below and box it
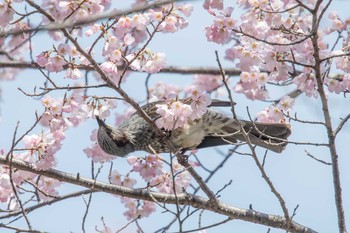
[0,156,317,233]
[0,61,241,76]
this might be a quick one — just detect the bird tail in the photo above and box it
[198,120,291,153]
[237,121,291,153]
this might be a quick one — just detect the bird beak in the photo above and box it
[96,116,106,127]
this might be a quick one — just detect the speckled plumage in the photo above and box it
[96,101,291,157]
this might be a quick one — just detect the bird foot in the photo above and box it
[176,150,189,165]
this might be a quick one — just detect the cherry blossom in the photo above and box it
[203,0,224,10]
[150,82,180,101]
[0,172,12,202]
[65,67,83,80]
[0,2,14,27]
[120,198,156,221]
[110,170,137,188]
[234,72,269,100]
[126,49,167,73]
[192,75,222,92]
[37,177,61,201]
[293,72,318,98]
[189,88,212,119]
[100,61,119,82]
[84,130,115,163]
[257,96,295,123]
[127,154,163,182]
[154,87,212,130]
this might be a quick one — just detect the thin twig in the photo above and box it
[304,150,332,166]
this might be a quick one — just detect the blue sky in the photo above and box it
[1,1,350,232]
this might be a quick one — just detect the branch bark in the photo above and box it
[0,61,241,76]
[310,1,347,232]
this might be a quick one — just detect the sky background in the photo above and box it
[1,0,350,232]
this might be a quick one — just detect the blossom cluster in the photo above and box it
[127,154,191,194]
[113,154,191,220]
[121,198,156,221]
[83,129,115,163]
[30,2,192,86]
[126,49,167,73]
[0,91,118,206]
[41,92,116,131]
[234,72,268,100]
[192,74,222,93]
[256,96,295,123]
[204,0,350,98]
[155,87,212,130]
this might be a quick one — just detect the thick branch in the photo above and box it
[310,2,347,232]
[0,61,241,76]
[0,156,317,233]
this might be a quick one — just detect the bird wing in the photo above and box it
[140,101,161,120]
[210,99,236,107]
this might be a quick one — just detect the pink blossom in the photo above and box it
[189,88,212,119]
[0,173,12,202]
[325,78,343,94]
[128,154,163,182]
[0,3,14,27]
[205,25,231,44]
[257,73,268,85]
[36,51,50,67]
[102,36,119,57]
[131,14,149,30]
[155,104,175,130]
[150,82,180,101]
[193,75,222,92]
[110,170,122,185]
[37,177,60,201]
[100,61,119,82]
[46,55,66,72]
[235,72,269,100]
[85,24,101,37]
[171,101,192,128]
[150,165,191,194]
[121,198,156,220]
[293,72,318,97]
[203,0,224,10]
[277,96,295,111]
[267,106,284,122]
[110,49,122,62]
[178,4,193,17]
[331,19,344,31]
[143,52,167,73]
[123,33,135,46]
[126,50,167,74]
[122,176,137,188]
[225,47,237,60]
[342,74,350,91]
[332,50,350,72]
[57,43,71,55]
[125,53,143,70]
[65,67,82,80]
[83,129,115,163]
[116,16,131,29]
[148,10,163,22]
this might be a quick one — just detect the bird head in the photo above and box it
[96,116,131,157]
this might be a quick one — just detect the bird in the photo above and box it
[96,100,291,157]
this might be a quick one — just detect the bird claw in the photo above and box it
[177,150,189,164]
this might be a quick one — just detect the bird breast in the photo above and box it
[170,118,207,150]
